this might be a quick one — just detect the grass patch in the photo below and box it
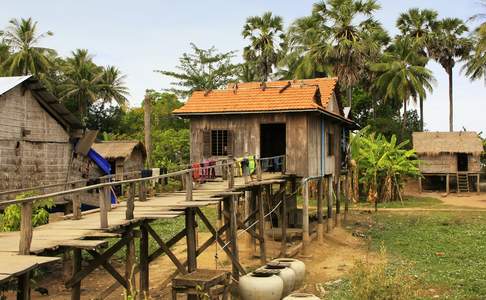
[355,195,445,209]
[367,211,486,299]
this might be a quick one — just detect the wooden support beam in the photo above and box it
[281,156,286,174]
[126,182,135,220]
[72,185,81,220]
[148,228,187,262]
[87,250,129,290]
[65,230,133,288]
[71,249,81,300]
[280,182,288,256]
[99,187,109,229]
[146,224,187,274]
[19,202,33,255]
[229,195,240,281]
[302,180,310,254]
[317,178,324,243]
[222,210,262,242]
[139,222,149,299]
[196,208,246,275]
[258,187,267,264]
[478,174,481,194]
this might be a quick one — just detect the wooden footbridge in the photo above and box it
[0,155,348,299]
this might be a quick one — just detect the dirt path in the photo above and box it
[408,191,486,209]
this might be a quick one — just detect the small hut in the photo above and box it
[91,140,147,180]
[413,131,483,193]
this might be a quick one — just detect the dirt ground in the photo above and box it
[17,218,371,300]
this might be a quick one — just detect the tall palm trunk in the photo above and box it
[448,66,454,132]
[402,98,408,133]
[419,98,424,131]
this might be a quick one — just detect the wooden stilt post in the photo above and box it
[327,176,333,232]
[72,182,81,220]
[244,191,252,251]
[446,174,450,195]
[71,249,82,300]
[99,187,109,229]
[229,195,239,281]
[335,177,341,227]
[139,222,149,299]
[317,178,324,243]
[289,176,298,209]
[228,156,235,189]
[280,182,288,256]
[19,202,32,255]
[126,183,135,220]
[17,272,30,300]
[185,171,193,201]
[477,174,481,194]
[125,232,136,297]
[250,190,257,252]
[257,187,266,264]
[185,207,197,300]
[344,174,349,224]
[418,177,423,193]
[302,179,310,255]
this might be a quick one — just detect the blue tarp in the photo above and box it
[87,148,116,204]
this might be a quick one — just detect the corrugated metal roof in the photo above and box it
[0,75,83,130]
[0,75,31,95]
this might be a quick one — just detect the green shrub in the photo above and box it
[0,192,54,232]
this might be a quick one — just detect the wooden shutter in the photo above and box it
[202,130,211,158]
[226,130,234,156]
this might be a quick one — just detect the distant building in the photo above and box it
[413,131,483,193]
[174,77,355,179]
[92,140,146,181]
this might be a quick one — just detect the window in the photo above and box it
[211,130,229,156]
[327,132,334,156]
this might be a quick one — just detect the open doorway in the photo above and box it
[260,123,286,171]
[457,153,468,172]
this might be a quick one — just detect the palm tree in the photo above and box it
[464,2,486,83]
[371,37,435,131]
[311,0,381,108]
[0,42,10,76]
[1,17,55,76]
[396,8,438,130]
[429,18,472,132]
[242,11,285,81]
[99,66,129,109]
[281,15,332,79]
[60,49,104,123]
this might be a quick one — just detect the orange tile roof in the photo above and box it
[173,77,339,115]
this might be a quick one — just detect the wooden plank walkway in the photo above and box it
[0,172,285,285]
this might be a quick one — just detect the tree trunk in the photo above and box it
[347,86,352,110]
[402,99,408,133]
[420,98,424,131]
[448,67,454,132]
[144,91,152,168]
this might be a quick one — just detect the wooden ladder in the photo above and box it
[457,173,470,193]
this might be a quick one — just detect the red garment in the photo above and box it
[192,163,200,180]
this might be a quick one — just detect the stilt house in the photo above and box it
[413,131,483,193]
[173,78,355,179]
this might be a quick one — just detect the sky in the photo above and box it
[1,0,485,133]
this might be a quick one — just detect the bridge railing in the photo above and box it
[0,154,287,255]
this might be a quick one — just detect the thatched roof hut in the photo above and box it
[413,132,483,156]
[92,141,146,179]
[412,132,483,193]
